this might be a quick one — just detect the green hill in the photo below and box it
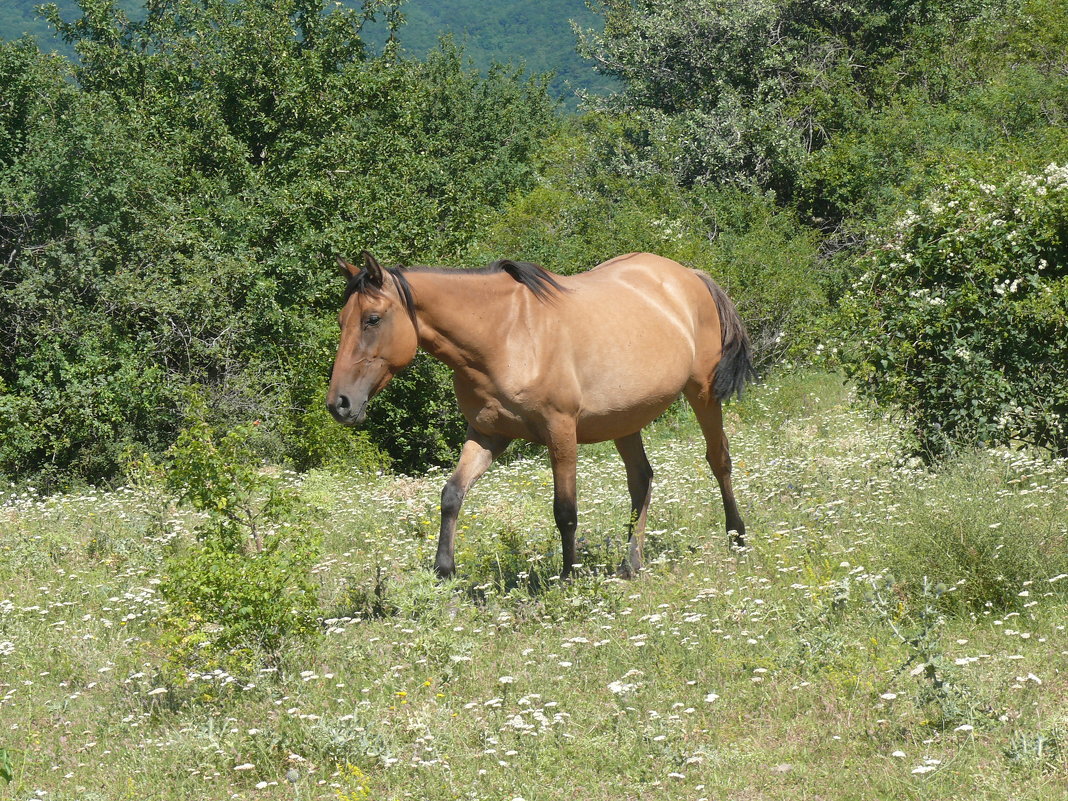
[0,0,613,104]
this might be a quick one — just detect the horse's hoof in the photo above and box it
[434,562,456,580]
[615,560,640,579]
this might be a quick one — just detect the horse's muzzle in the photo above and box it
[326,393,368,426]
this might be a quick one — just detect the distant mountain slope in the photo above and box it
[363,0,614,104]
[0,0,612,105]
[0,0,142,51]
[0,0,50,44]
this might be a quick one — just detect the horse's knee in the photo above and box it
[441,481,464,519]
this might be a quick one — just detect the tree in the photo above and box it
[575,0,1011,200]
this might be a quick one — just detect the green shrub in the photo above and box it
[840,162,1068,458]
[141,410,322,679]
[799,0,1068,233]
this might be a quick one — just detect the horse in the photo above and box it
[327,251,754,579]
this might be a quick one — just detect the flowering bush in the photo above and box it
[841,163,1068,458]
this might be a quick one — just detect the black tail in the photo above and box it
[696,272,755,402]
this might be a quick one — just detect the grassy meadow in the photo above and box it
[1,370,1067,800]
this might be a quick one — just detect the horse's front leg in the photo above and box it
[547,428,579,579]
[435,427,511,578]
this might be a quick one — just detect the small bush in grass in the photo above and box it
[877,453,1066,616]
[840,162,1068,459]
[139,408,321,679]
[457,526,559,596]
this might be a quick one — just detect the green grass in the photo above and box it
[2,370,1067,800]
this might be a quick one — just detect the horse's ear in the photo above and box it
[361,250,385,287]
[335,255,359,278]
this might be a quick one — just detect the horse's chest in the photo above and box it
[455,381,535,440]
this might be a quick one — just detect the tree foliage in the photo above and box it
[576,0,1012,199]
[4,0,1066,483]
[0,0,556,484]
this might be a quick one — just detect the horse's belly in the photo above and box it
[562,339,693,442]
[574,389,680,443]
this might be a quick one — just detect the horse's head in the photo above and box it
[327,251,418,426]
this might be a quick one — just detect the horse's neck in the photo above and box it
[406,271,519,372]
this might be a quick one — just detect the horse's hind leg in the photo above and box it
[684,389,746,547]
[435,426,511,578]
[614,431,653,578]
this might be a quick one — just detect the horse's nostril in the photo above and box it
[336,394,351,411]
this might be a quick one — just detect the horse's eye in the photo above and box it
[365,314,381,328]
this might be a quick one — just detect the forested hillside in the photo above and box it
[361,0,616,101]
[0,0,142,51]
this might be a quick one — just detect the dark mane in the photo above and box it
[345,259,566,312]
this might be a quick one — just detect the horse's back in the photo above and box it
[557,253,717,344]
[577,251,696,282]
[558,252,708,308]
[533,254,723,440]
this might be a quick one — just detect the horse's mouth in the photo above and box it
[327,397,369,427]
[339,403,367,427]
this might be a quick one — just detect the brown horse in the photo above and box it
[327,251,754,579]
